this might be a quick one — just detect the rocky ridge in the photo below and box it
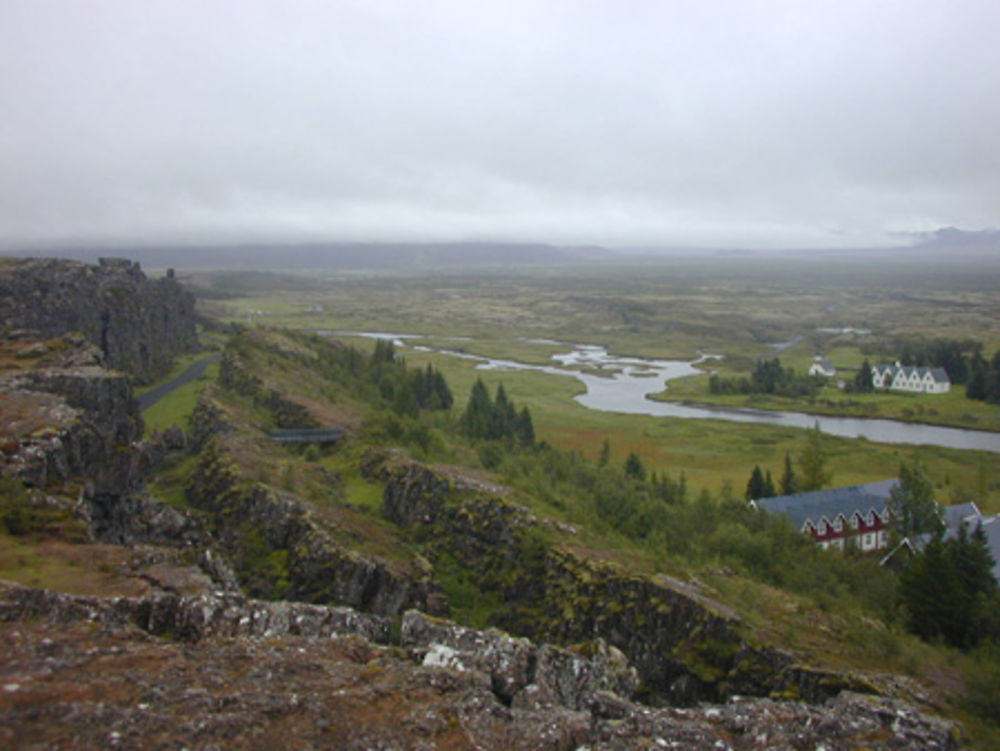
[365,450,882,706]
[0,257,197,380]
[0,581,957,750]
[0,337,147,496]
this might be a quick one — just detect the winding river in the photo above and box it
[330,332,1000,453]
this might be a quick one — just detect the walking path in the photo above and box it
[137,353,222,411]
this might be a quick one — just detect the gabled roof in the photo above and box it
[752,479,898,532]
[872,363,950,384]
[942,501,980,530]
[928,368,950,383]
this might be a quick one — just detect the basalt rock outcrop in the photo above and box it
[365,451,884,707]
[185,439,433,615]
[0,581,958,750]
[0,338,147,496]
[0,256,197,380]
[0,336,213,550]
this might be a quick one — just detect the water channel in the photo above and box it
[329,331,1000,454]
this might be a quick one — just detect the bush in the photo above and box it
[0,479,35,536]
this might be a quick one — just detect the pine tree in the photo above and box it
[854,358,874,393]
[493,383,516,440]
[624,452,646,481]
[461,378,494,438]
[780,452,798,495]
[967,349,988,400]
[516,406,535,446]
[432,369,453,409]
[900,538,970,646]
[763,469,776,498]
[745,465,766,500]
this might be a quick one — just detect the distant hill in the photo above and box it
[0,242,615,271]
[909,226,1000,251]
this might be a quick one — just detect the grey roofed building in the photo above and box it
[751,479,899,551]
[751,479,898,531]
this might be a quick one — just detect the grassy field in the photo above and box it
[140,356,221,435]
[653,372,1000,432]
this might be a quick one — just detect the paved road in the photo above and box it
[137,352,222,411]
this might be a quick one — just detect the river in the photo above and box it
[327,331,1000,453]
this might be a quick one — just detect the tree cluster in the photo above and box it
[899,525,999,649]
[847,358,875,394]
[460,379,535,446]
[743,429,830,501]
[709,358,822,398]
[896,337,976,384]
[745,465,775,500]
[966,349,1000,403]
[368,339,454,417]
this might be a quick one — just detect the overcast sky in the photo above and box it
[1,0,997,251]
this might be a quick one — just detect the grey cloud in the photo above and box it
[1,0,998,250]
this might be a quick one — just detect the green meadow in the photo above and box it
[179,256,1000,511]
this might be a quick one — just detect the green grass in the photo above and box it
[141,359,220,435]
[652,375,1000,432]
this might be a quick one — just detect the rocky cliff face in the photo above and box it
[365,451,884,707]
[0,337,147,496]
[185,438,433,614]
[0,257,197,379]
[0,581,958,750]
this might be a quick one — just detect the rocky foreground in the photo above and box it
[0,583,956,750]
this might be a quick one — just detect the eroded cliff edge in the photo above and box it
[0,256,197,380]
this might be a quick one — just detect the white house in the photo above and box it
[808,356,836,378]
[871,362,951,394]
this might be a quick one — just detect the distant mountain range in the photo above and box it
[1,228,995,271]
[910,226,1000,250]
[0,242,615,270]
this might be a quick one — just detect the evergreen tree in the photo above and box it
[888,461,943,540]
[763,469,776,498]
[954,523,997,601]
[432,369,454,409]
[745,465,767,500]
[853,358,874,393]
[493,383,516,440]
[990,351,1000,403]
[899,537,971,646]
[624,452,646,481]
[461,378,494,438]
[391,381,419,418]
[967,349,988,400]
[900,523,998,648]
[780,452,798,495]
[798,423,832,492]
[516,406,535,446]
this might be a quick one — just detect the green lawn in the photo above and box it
[141,359,220,435]
[652,374,1000,432]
